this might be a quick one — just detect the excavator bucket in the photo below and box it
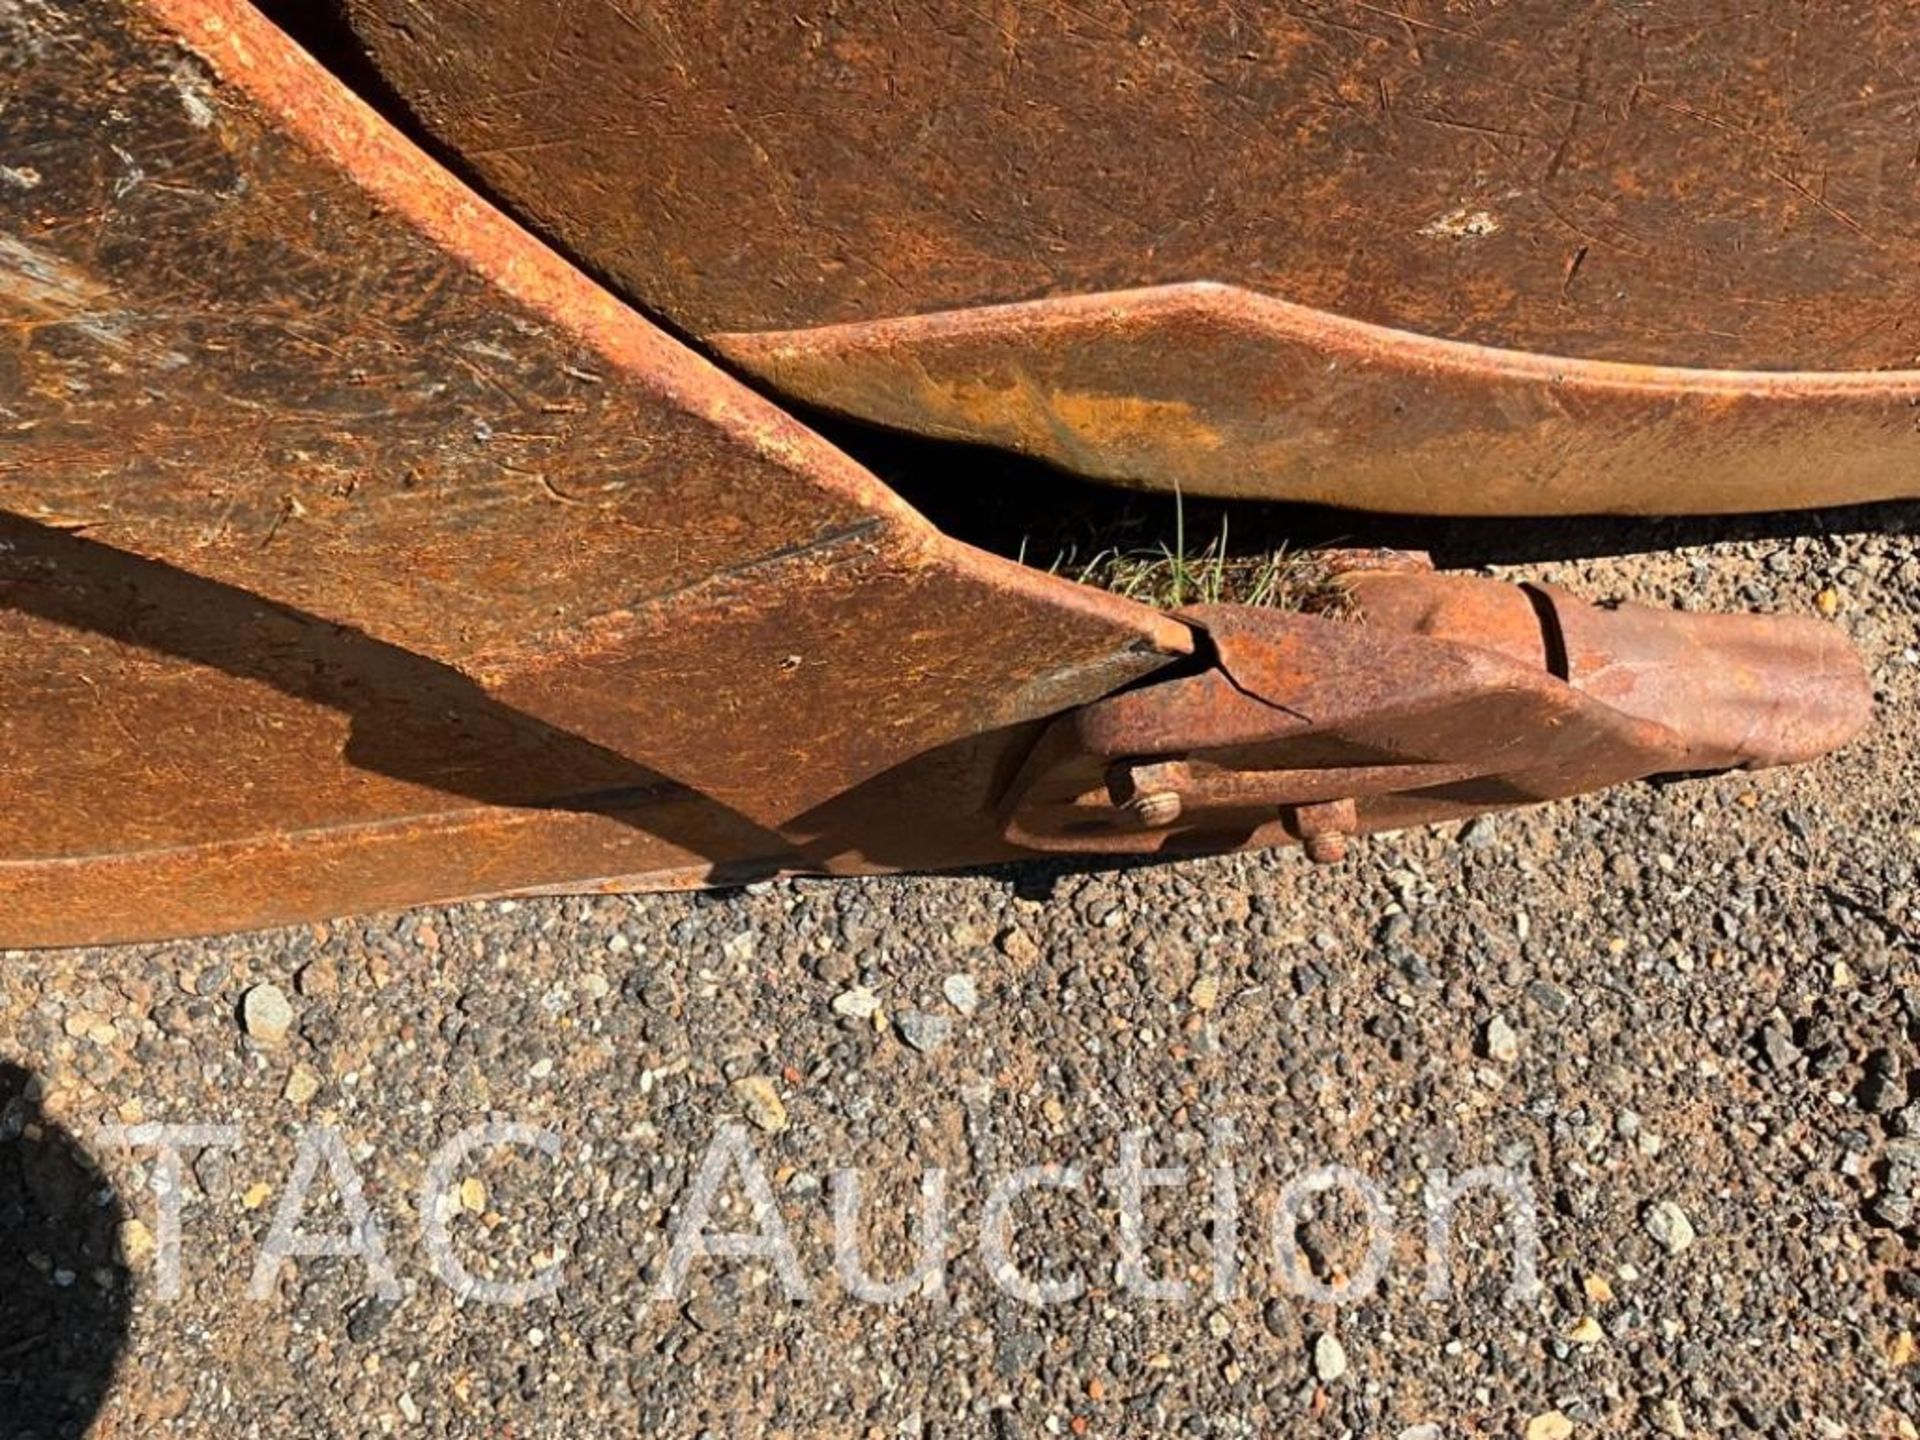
[337,0,1920,515]
[0,0,1879,946]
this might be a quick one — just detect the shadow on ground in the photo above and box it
[0,1061,130,1440]
[814,414,1920,572]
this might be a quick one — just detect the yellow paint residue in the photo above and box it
[917,368,1226,465]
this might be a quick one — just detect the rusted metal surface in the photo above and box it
[1004,573,1873,857]
[0,0,1188,947]
[346,0,1920,372]
[0,0,1880,949]
[719,286,1920,515]
[340,1,1920,516]
[1341,571,1874,772]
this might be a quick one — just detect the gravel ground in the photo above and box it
[3,507,1917,1440]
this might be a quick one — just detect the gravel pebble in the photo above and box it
[731,1075,788,1133]
[1312,1333,1348,1383]
[1644,1200,1698,1255]
[282,1065,321,1106]
[895,1011,953,1055]
[1482,1014,1520,1064]
[240,984,294,1046]
[830,987,882,1020]
[941,973,980,1016]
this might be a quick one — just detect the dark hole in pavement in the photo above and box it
[0,1060,131,1440]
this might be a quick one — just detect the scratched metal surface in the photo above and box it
[716,284,1920,515]
[0,0,1186,946]
[346,0,1920,371]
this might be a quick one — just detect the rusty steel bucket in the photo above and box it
[337,0,1920,515]
[0,0,1880,946]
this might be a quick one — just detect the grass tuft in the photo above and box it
[1033,490,1346,613]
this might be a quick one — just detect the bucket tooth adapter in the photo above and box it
[0,0,1879,946]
